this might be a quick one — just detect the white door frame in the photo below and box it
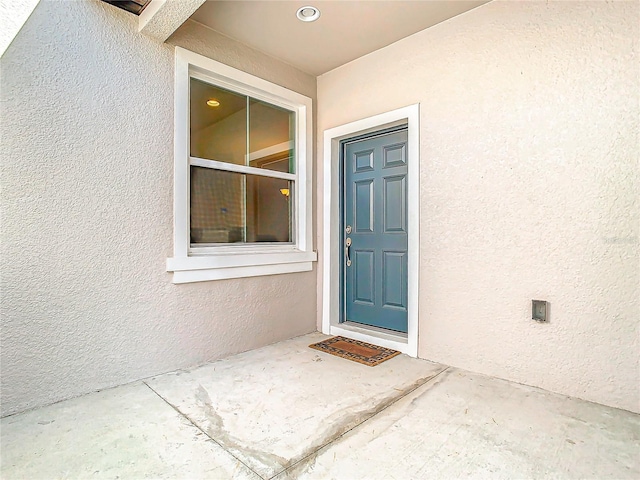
[322,104,420,357]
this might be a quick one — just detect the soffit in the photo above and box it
[190,0,489,76]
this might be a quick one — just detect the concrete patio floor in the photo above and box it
[1,332,638,479]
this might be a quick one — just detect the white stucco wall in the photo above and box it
[0,0,317,416]
[317,0,639,413]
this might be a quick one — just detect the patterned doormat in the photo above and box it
[309,336,401,366]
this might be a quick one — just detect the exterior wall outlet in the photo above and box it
[532,300,548,322]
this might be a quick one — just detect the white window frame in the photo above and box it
[167,47,316,283]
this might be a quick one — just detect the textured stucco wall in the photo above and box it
[317,1,639,413]
[0,0,317,416]
[168,19,316,99]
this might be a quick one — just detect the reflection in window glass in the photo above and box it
[189,77,296,245]
[249,99,295,173]
[190,167,244,243]
[190,78,247,166]
[190,166,291,244]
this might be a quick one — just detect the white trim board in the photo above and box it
[322,104,420,358]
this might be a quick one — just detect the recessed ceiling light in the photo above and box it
[206,99,220,107]
[296,5,320,22]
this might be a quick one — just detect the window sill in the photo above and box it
[167,250,317,283]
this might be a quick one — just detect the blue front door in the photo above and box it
[343,129,408,333]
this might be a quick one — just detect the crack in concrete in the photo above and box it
[272,366,451,480]
[143,382,263,480]
[145,366,450,480]
[194,385,289,479]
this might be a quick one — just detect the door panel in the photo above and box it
[382,251,407,309]
[354,250,375,305]
[355,149,375,172]
[354,180,374,233]
[383,175,406,233]
[383,143,406,168]
[343,129,408,333]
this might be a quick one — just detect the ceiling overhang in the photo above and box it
[130,0,490,76]
[189,1,490,76]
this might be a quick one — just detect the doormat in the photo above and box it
[309,336,401,366]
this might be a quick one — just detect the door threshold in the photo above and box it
[329,321,411,356]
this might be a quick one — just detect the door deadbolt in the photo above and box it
[346,225,352,234]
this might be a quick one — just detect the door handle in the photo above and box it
[345,237,352,267]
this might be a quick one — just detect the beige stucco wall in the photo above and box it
[317,0,639,413]
[0,0,317,416]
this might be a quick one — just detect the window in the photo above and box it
[167,48,315,283]
[189,80,294,245]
